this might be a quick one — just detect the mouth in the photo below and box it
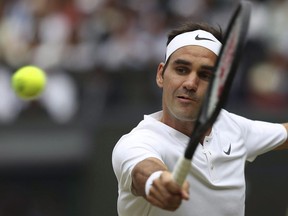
[178,95,190,100]
[177,95,198,103]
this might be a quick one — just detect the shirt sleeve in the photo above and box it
[241,118,287,162]
[112,132,164,192]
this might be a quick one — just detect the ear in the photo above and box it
[156,63,165,88]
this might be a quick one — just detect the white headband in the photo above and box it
[165,30,222,61]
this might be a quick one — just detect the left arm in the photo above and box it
[275,123,288,150]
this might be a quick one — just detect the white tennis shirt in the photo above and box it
[112,110,287,216]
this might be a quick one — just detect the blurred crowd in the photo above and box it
[0,0,288,124]
[1,1,288,216]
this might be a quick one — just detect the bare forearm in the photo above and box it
[131,157,168,197]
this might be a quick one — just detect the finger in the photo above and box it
[160,172,183,195]
[181,181,190,200]
[146,194,165,209]
[147,180,169,207]
[150,179,183,210]
[148,190,181,211]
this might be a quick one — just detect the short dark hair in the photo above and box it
[167,22,223,46]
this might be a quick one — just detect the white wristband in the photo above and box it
[145,171,163,196]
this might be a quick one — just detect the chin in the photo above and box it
[181,116,197,122]
[167,107,198,122]
[174,113,198,122]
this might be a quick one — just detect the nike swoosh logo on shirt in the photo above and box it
[195,34,216,42]
[223,144,231,155]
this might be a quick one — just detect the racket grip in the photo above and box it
[172,157,191,186]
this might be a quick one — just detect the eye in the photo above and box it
[198,70,214,81]
[175,67,189,75]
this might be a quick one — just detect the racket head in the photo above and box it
[184,1,251,159]
[205,1,251,122]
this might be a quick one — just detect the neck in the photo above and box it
[160,115,212,143]
[160,115,196,137]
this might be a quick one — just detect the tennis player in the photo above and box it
[112,22,288,216]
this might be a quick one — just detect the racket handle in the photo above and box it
[172,157,191,186]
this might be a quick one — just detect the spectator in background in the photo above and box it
[30,0,78,123]
[244,0,288,110]
[0,0,287,125]
[0,66,23,123]
[0,0,78,124]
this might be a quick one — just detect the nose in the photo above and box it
[183,72,199,92]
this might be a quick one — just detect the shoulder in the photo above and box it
[216,109,252,130]
[112,111,168,159]
[116,112,165,145]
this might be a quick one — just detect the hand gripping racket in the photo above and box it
[172,1,251,186]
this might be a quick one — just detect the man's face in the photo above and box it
[156,45,217,126]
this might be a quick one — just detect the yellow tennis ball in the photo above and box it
[12,66,46,100]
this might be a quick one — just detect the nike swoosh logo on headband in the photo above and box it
[195,34,215,42]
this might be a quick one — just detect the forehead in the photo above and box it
[169,45,217,65]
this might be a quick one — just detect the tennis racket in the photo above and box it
[172,1,251,186]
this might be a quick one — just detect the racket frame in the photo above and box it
[173,1,251,185]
